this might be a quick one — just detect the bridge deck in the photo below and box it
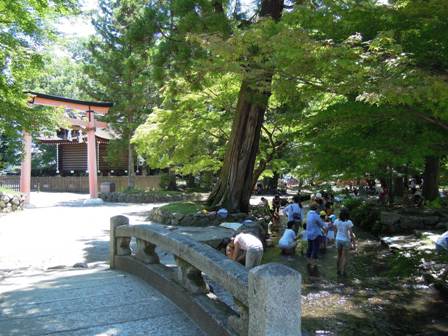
[0,266,204,335]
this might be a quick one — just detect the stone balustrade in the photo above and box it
[110,215,302,336]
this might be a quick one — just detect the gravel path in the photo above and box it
[0,192,161,278]
[0,192,209,336]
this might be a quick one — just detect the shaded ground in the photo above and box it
[0,192,205,336]
[0,267,204,336]
[263,229,448,336]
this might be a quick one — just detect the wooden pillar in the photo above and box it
[20,131,32,204]
[86,111,98,198]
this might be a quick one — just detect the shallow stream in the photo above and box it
[263,229,448,336]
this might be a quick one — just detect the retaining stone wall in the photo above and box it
[0,192,25,213]
[99,191,204,204]
[379,209,448,234]
[148,207,251,226]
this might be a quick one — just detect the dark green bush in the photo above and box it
[352,204,379,230]
[159,174,171,190]
[343,197,363,211]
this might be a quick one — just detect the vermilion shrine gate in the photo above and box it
[21,92,113,202]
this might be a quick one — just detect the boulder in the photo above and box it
[421,216,440,227]
[236,220,266,244]
[173,226,234,248]
[380,211,401,227]
[401,216,425,231]
[435,222,448,230]
[172,212,185,223]
[11,196,20,205]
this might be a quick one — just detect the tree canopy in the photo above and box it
[2,0,447,204]
[0,0,78,168]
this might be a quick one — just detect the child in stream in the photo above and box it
[305,203,326,266]
[334,208,356,276]
[278,221,298,255]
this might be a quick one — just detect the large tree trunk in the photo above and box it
[207,0,284,212]
[423,156,440,201]
[166,168,177,190]
[268,171,280,193]
[127,141,135,188]
[186,174,196,189]
[393,176,405,198]
[207,81,269,212]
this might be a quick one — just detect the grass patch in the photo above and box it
[0,187,19,195]
[123,188,184,196]
[159,201,203,215]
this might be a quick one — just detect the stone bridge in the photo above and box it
[0,193,302,336]
[110,216,302,336]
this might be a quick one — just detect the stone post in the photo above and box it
[110,215,130,269]
[248,263,301,336]
[135,239,160,264]
[228,299,249,336]
[174,256,208,294]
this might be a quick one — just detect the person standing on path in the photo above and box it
[305,203,326,266]
[230,233,264,269]
[334,208,356,276]
[283,195,304,234]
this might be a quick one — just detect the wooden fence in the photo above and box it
[0,177,20,192]
[0,175,161,193]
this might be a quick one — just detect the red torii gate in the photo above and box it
[21,92,113,203]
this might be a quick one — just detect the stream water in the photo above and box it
[263,229,448,336]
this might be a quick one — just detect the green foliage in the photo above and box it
[351,203,381,233]
[0,0,78,168]
[427,198,443,209]
[29,49,90,100]
[0,187,19,195]
[159,174,172,190]
[159,201,202,215]
[386,252,421,278]
[82,0,154,171]
[31,144,56,172]
[86,0,448,202]
[123,188,182,196]
[133,75,236,175]
[343,197,364,211]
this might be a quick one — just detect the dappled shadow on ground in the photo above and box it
[79,236,110,264]
[264,230,448,335]
[54,200,131,207]
[0,268,203,336]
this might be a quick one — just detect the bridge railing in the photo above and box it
[110,215,302,336]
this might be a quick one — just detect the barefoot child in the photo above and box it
[334,208,356,276]
[278,221,298,255]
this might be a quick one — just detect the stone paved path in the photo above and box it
[0,192,204,335]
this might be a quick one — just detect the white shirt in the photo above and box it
[234,233,263,251]
[436,231,448,250]
[283,203,303,222]
[335,219,354,242]
[278,229,296,248]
